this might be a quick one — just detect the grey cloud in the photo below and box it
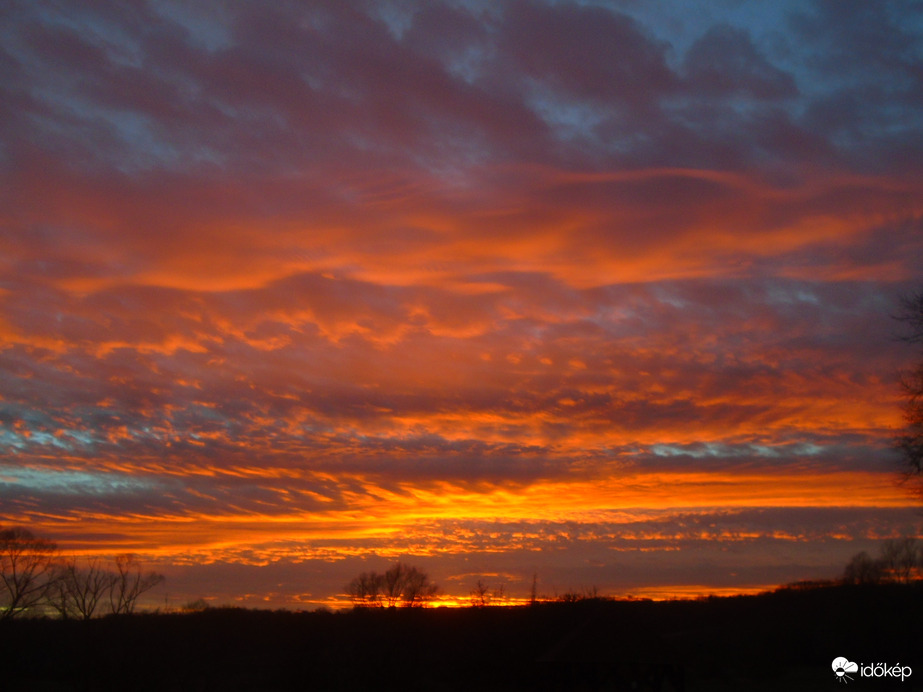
[683,24,798,99]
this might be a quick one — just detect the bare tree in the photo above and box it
[842,551,884,585]
[843,537,921,584]
[181,598,210,613]
[469,579,504,607]
[345,571,384,607]
[880,537,919,583]
[400,565,439,607]
[558,586,603,603]
[109,554,165,615]
[345,562,438,608]
[381,562,406,608]
[470,579,491,607]
[0,527,58,619]
[49,558,117,620]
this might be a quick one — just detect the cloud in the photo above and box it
[1,0,921,605]
[502,2,677,104]
[682,24,797,100]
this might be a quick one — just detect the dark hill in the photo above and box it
[1,582,920,691]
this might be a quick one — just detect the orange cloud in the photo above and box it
[3,0,922,608]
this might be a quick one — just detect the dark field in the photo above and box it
[2,583,920,691]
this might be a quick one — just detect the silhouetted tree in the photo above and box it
[181,598,210,612]
[345,562,438,608]
[896,290,923,493]
[843,537,921,584]
[842,551,884,585]
[109,554,165,614]
[470,579,505,607]
[0,526,58,619]
[557,586,601,602]
[880,537,920,583]
[49,557,118,620]
[470,579,491,607]
[345,570,384,607]
[381,562,406,607]
[400,565,438,607]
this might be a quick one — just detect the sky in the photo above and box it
[1,0,922,610]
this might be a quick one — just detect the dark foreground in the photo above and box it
[1,583,920,691]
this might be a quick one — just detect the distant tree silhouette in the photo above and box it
[181,598,210,612]
[381,562,406,608]
[469,579,505,607]
[896,290,923,494]
[557,586,602,603]
[49,557,117,620]
[470,579,492,607]
[345,562,438,608]
[0,527,58,619]
[399,564,439,607]
[345,570,384,607]
[880,537,920,583]
[842,551,885,585]
[109,554,165,615]
[843,537,921,584]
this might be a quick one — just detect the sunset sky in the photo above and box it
[2,0,922,609]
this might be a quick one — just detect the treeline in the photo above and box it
[5,582,922,691]
[842,536,922,585]
[0,526,164,620]
[342,540,923,612]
